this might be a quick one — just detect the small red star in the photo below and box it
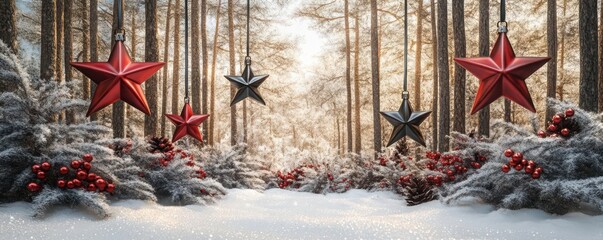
[454,32,550,114]
[165,103,209,143]
[71,41,165,116]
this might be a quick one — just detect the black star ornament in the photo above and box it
[381,95,431,147]
[224,61,268,106]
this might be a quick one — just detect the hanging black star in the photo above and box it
[381,96,431,147]
[224,61,268,106]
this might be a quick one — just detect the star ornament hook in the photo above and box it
[381,96,431,147]
[224,61,268,106]
[454,31,550,114]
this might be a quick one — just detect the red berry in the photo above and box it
[70,160,81,169]
[27,182,41,192]
[31,164,40,173]
[472,162,481,169]
[502,164,510,173]
[514,164,524,171]
[40,162,51,171]
[57,180,66,188]
[106,184,115,193]
[512,153,523,163]
[478,156,487,162]
[95,179,107,191]
[525,165,534,174]
[531,172,541,179]
[534,167,543,174]
[548,124,558,132]
[76,171,87,180]
[552,115,562,124]
[527,160,536,167]
[73,179,81,187]
[83,154,93,162]
[560,128,570,137]
[87,173,97,182]
[565,108,574,117]
[537,130,547,138]
[36,171,45,179]
[521,159,528,166]
[87,183,97,191]
[447,170,454,176]
[59,166,69,175]
[83,162,92,170]
[509,160,517,167]
[504,149,514,158]
[448,175,456,181]
[67,181,75,189]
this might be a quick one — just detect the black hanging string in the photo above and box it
[402,0,408,95]
[500,0,506,22]
[117,0,123,30]
[184,0,189,101]
[246,0,250,61]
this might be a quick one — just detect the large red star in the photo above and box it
[71,41,165,116]
[454,32,550,114]
[165,103,209,143]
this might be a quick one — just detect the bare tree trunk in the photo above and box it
[353,12,361,154]
[112,0,126,138]
[201,0,209,139]
[430,0,438,151]
[0,0,18,54]
[130,5,137,59]
[209,0,222,145]
[161,0,173,137]
[437,0,450,151]
[144,0,160,136]
[228,0,237,146]
[414,0,423,111]
[599,0,603,112]
[452,0,465,134]
[40,0,56,81]
[477,0,489,137]
[370,0,381,158]
[192,0,201,116]
[56,0,63,83]
[546,0,558,121]
[172,0,181,116]
[579,0,598,112]
[88,0,97,120]
[344,0,352,153]
[64,0,75,124]
[504,100,511,122]
[558,0,567,101]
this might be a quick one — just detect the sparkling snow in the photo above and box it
[1,189,602,239]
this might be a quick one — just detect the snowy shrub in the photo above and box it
[203,143,270,190]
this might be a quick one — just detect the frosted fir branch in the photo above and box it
[31,188,110,219]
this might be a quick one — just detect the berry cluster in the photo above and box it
[158,149,194,167]
[538,108,578,138]
[422,151,487,185]
[501,149,543,179]
[276,164,316,189]
[27,154,115,193]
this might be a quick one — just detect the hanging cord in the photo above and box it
[184,0,189,102]
[245,0,251,65]
[115,0,125,41]
[498,0,508,33]
[402,0,408,99]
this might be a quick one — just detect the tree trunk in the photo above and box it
[452,0,466,134]
[437,0,450,151]
[144,0,160,137]
[599,0,603,112]
[370,0,381,158]
[477,0,489,137]
[130,5,137,60]
[56,0,64,83]
[112,0,126,138]
[546,0,558,121]
[558,0,567,101]
[172,0,181,117]
[504,99,511,122]
[209,0,222,145]
[579,0,598,112]
[0,0,18,54]
[64,0,75,124]
[430,0,438,151]
[228,0,237,146]
[40,0,56,81]
[161,0,173,137]
[201,0,209,139]
[344,0,352,153]
[414,0,423,111]
[353,12,361,154]
[88,0,97,120]
[192,0,201,116]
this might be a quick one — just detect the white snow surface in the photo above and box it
[1,189,602,240]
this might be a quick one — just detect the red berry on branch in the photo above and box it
[565,108,574,117]
[448,175,456,181]
[59,166,69,175]
[447,170,454,176]
[504,149,514,158]
[76,171,87,180]
[83,162,92,171]
[502,164,510,173]
[95,179,107,191]
[548,124,558,132]
[478,156,487,162]
[67,181,75,189]
[560,128,570,137]
[552,115,563,124]
[27,182,41,192]
[514,164,524,171]
[70,160,81,169]
[83,154,93,162]
[36,171,45,179]
[521,159,528,166]
[531,172,541,179]
[537,130,547,138]
[73,179,81,187]
[57,180,66,188]
[471,162,481,169]
[87,183,96,191]
[106,184,115,193]
[32,164,40,173]
[534,167,543,174]
[87,173,97,182]
[525,165,534,174]
[527,160,536,167]
[41,162,51,171]
[511,152,523,163]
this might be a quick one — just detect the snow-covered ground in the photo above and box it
[1,189,602,240]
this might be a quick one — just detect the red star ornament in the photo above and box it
[165,103,209,143]
[454,32,550,114]
[71,41,165,116]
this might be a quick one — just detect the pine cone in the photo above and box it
[403,176,436,206]
[390,138,409,164]
[147,136,174,153]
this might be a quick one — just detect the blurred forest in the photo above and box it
[0,0,601,161]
